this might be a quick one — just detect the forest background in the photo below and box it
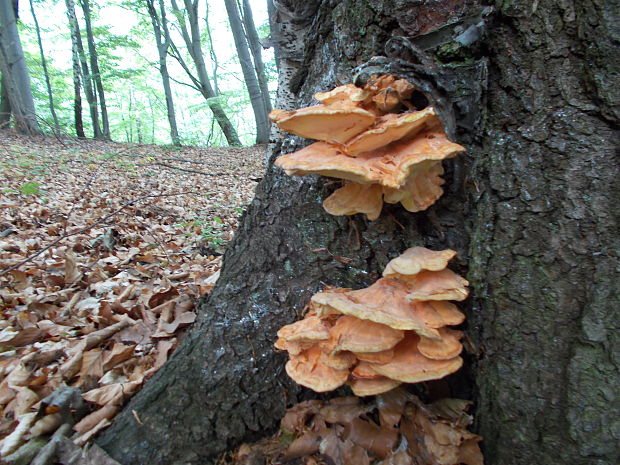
[7,0,275,146]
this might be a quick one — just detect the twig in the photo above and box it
[0,191,199,277]
[150,162,226,176]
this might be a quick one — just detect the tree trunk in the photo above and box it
[0,0,40,134]
[241,0,272,114]
[79,0,110,138]
[204,2,219,94]
[0,72,11,127]
[67,7,85,139]
[224,0,269,144]
[98,1,619,464]
[65,0,101,138]
[28,0,59,132]
[145,0,180,146]
[169,0,241,146]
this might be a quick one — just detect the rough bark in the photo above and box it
[146,0,180,145]
[169,0,241,146]
[467,1,620,463]
[99,1,619,464]
[0,73,11,126]
[0,0,40,134]
[241,0,272,114]
[65,0,101,138]
[28,0,59,132]
[79,0,109,139]
[224,0,269,144]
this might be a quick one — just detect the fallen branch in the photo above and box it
[150,161,226,176]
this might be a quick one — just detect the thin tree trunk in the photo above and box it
[79,0,109,139]
[241,0,271,114]
[145,0,180,145]
[224,0,269,144]
[0,73,11,127]
[168,0,241,146]
[72,71,84,138]
[0,0,40,134]
[65,0,101,138]
[204,2,219,94]
[28,0,59,132]
[67,8,85,139]
[99,1,619,464]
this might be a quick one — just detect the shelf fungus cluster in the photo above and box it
[270,76,466,220]
[275,247,468,396]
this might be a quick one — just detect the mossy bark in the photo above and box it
[98,1,619,464]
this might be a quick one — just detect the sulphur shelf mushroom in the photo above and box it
[270,76,466,220]
[275,246,468,396]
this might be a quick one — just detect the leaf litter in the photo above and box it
[0,131,263,461]
[230,389,483,465]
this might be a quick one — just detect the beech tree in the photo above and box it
[0,0,40,134]
[224,0,269,144]
[145,0,180,145]
[66,0,102,138]
[98,1,618,464]
[79,0,110,139]
[28,0,60,132]
[168,0,241,146]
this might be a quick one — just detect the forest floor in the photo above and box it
[0,130,264,460]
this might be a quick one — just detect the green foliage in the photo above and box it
[17,0,278,146]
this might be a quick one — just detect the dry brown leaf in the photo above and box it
[144,339,176,376]
[77,349,105,385]
[64,251,82,284]
[73,418,113,447]
[102,344,135,371]
[74,405,119,435]
[82,380,141,406]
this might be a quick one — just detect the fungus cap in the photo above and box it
[371,334,463,383]
[320,350,357,370]
[344,107,439,156]
[277,315,331,343]
[382,162,445,212]
[353,348,395,364]
[314,84,370,106]
[323,183,383,221]
[349,377,402,397]
[402,269,470,302]
[285,346,350,392]
[311,279,442,338]
[417,328,463,360]
[322,315,404,354]
[351,361,383,379]
[269,106,376,144]
[275,130,461,191]
[383,247,457,277]
[274,337,314,356]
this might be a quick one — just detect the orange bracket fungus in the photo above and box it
[275,246,468,396]
[270,75,466,220]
